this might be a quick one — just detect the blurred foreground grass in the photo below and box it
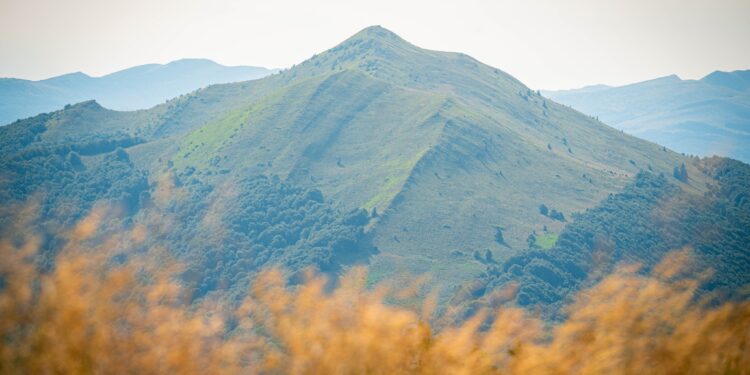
[1,210,748,375]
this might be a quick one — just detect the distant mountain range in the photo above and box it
[544,71,750,162]
[0,59,277,125]
[1,26,748,316]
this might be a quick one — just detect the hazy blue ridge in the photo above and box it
[543,70,750,162]
[0,58,278,125]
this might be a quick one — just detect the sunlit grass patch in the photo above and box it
[535,233,558,250]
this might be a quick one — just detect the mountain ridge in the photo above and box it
[702,69,750,91]
[544,69,750,162]
[0,26,732,304]
[141,26,710,294]
[0,59,278,125]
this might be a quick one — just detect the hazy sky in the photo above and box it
[1,0,748,90]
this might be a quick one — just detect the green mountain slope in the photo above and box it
[0,26,729,302]
[457,157,750,321]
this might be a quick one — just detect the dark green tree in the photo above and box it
[484,249,494,264]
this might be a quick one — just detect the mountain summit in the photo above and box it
[291,25,525,101]
[2,26,743,305]
[348,25,407,44]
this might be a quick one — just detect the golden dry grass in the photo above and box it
[1,212,749,375]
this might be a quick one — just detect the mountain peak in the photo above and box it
[291,25,417,77]
[288,24,526,108]
[166,58,221,67]
[701,69,750,91]
[351,25,400,40]
[40,71,91,84]
[68,99,104,111]
[340,25,412,51]
[654,74,681,83]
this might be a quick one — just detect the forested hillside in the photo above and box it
[0,26,747,311]
[0,110,371,297]
[150,173,372,298]
[455,157,750,319]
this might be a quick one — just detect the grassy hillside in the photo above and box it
[0,26,735,303]
[457,158,750,320]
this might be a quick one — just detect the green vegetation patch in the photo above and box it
[172,108,250,169]
[534,233,559,250]
[363,150,429,210]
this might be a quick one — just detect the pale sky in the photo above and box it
[0,0,748,90]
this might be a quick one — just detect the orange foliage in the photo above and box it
[1,213,748,374]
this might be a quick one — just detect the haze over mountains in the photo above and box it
[1,26,748,313]
[544,71,750,163]
[0,59,277,125]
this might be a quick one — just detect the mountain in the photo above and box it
[543,71,750,163]
[0,59,277,125]
[702,70,750,92]
[1,26,747,309]
[464,158,750,320]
